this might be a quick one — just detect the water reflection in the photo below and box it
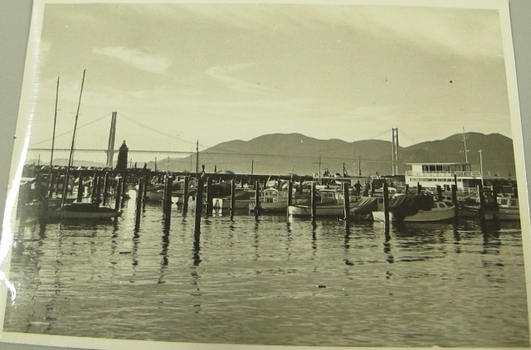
[6,207,528,347]
[192,230,201,266]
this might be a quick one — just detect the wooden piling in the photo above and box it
[206,177,213,217]
[48,171,55,198]
[287,181,293,207]
[194,175,205,234]
[103,172,110,205]
[343,182,350,221]
[254,180,261,214]
[94,176,102,205]
[182,176,189,214]
[477,184,485,221]
[115,177,122,212]
[135,176,144,230]
[163,175,173,230]
[142,172,149,209]
[76,176,84,202]
[383,182,390,234]
[451,184,458,218]
[311,182,317,224]
[230,178,236,217]
[121,171,128,207]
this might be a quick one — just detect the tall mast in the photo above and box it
[462,127,469,164]
[195,140,199,176]
[49,77,59,170]
[48,77,60,197]
[106,111,118,167]
[61,70,86,207]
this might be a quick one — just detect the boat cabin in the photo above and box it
[405,162,482,194]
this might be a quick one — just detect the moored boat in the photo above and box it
[372,194,456,223]
[288,188,347,217]
[496,195,520,221]
[249,187,289,213]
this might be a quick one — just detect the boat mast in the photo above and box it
[462,127,469,165]
[61,70,86,208]
[195,140,199,176]
[47,77,60,197]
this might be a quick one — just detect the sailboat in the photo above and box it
[42,70,121,222]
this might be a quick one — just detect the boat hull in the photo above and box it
[288,204,346,217]
[373,205,456,222]
[401,206,455,222]
[28,202,122,222]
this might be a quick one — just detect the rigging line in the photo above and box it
[365,128,391,141]
[118,113,197,146]
[30,112,112,147]
[397,129,417,144]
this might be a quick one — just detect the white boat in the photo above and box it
[249,188,289,213]
[405,162,483,195]
[496,195,520,221]
[288,189,347,217]
[212,188,254,210]
[401,201,456,222]
[373,195,456,222]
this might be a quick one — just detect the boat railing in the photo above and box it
[405,170,482,177]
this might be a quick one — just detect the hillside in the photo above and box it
[146,132,516,177]
[30,132,516,178]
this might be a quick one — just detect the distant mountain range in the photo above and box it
[31,132,516,178]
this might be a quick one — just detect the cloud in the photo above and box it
[206,63,271,92]
[92,46,172,73]
[355,7,503,59]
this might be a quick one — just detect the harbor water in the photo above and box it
[3,191,529,347]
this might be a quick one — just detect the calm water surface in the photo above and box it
[3,194,529,347]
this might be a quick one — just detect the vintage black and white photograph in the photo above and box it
[0,0,529,348]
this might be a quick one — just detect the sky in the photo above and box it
[23,0,515,163]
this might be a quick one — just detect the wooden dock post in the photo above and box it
[103,172,110,205]
[206,177,213,217]
[230,178,236,218]
[477,184,485,221]
[114,177,122,212]
[121,171,128,207]
[194,175,205,234]
[287,181,293,207]
[48,171,55,198]
[135,176,145,230]
[254,180,261,215]
[436,185,442,201]
[163,175,173,230]
[343,182,350,221]
[76,176,84,202]
[451,184,458,219]
[311,182,317,225]
[94,176,102,205]
[383,181,390,234]
[142,171,149,209]
[162,175,168,215]
[182,176,189,214]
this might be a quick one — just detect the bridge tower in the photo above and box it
[106,111,117,168]
[391,128,399,176]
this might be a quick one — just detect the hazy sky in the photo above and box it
[24,1,514,162]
